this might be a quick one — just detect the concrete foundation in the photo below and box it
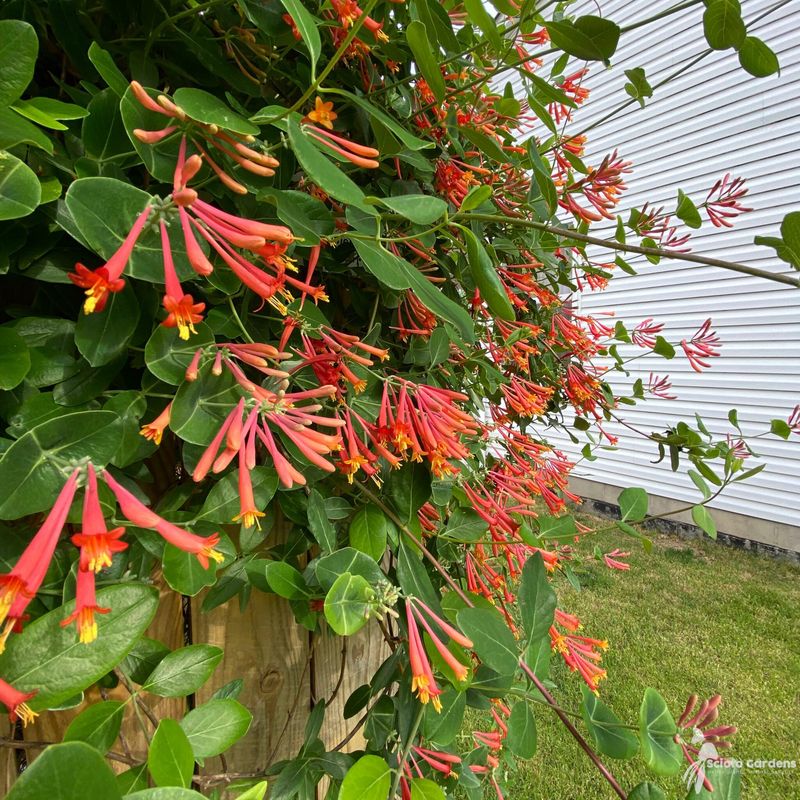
[569,477,800,559]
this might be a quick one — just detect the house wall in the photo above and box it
[513,1,800,549]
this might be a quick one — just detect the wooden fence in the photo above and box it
[0,580,388,795]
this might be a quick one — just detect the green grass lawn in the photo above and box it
[478,522,800,799]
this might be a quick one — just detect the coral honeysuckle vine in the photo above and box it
[0,1,796,799]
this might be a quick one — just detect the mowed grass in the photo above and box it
[471,522,800,799]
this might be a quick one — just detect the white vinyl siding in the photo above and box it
[516,1,800,526]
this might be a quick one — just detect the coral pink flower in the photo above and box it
[70,464,128,573]
[0,470,80,630]
[160,220,205,339]
[681,319,721,373]
[0,678,37,726]
[102,471,223,568]
[69,206,153,314]
[60,567,110,644]
[140,402,172,445]
[603,549,630,570]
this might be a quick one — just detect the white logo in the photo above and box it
[683,728,719,795]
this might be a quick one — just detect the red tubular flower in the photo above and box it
[71,464,128,573]
[632,318,665,349]
[704,173,752,228]
[305,124,380,169]
[160,220,205,339]
[681,319,721,373]
[603,549,630,570]
[232,443,265,529]
[405,601,442,711]
[60,567,110,644]
[550,609,608,693]
[408,598,473,682]
[140,402,172,445]
[0,678,37,726]
[69,205,153,314]
[647,372,676,400]
[103,470,224,568]
[500,376,554,419]
[0,470,80,632]
[411,746,461,778]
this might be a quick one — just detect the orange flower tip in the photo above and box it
[139,425,163,445]
[202,546,225,565]
[233,509,266,529]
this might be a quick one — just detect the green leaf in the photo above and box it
[387,461,431,523]
[653,336,676,359]
[507,702,537,758]
[75,286,140,367]
[233,781,268,800]
[376,194,447,225]
[0,151,41,221]
[406,21,446,103]
[0,584,158,709]
[126,789,206,799]
[162,535,232,597]
[780,211,800,267]
[422,687,465,746]
[537,514,577,542]
[259,189,334,246]
[459,185,492,212]
[738,36,780,77]
[263,561,310,599]
[278,0,322,77]
[143,645,224,697]
[397,257,476,343]
[307,488,336,553]
[349,506,389,560]
[0,107,53,153]
[462,0,502,49]
[0,20,38,107]
[457,607,519,675]
[581,686,639,759]
[170,367,240,445]
[149,719,194,788]
[88,42,130,97]
[397,540,440,611]
[443,507,487,542]
[639,688,682,776]
[770,418,792,439]
[629,783,666,800]
[518,553,556,645]
[703,0,746,50]
[546,16,621,62]
[324,572,374,636]
[5,742,121,800]
[691,505,717,539]
[315,547,385,591]
[13,97,88,127]
[144,323,215,385]
[172,88,259,136]
[624,67,653,106]
[410,778,446,800]
[687,763,741,799]
[351,238,412,291]
[619,487,648,522]
[64,701,125,754]
[196,467,279,524]
[287,116,368,209]
[676,189,703,229]
[0,410,121,519]
[0,328,30,390]
[338,755,391,800]
[463,229,514,321]
[180,699,253,758]
[121,637,171,685]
